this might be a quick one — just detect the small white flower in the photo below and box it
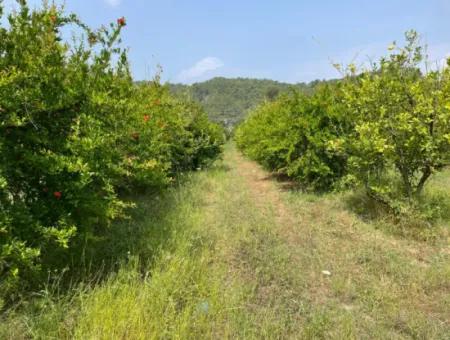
[322,270,331,276]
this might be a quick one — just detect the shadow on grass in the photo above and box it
[54,189,182,292]
[343,189,390,222]
[209,163,232,173]
[342,188,450,242]
[88,194,176,273]
[260,173,334,198]
[52,160,233,293]
[260,173,306,192]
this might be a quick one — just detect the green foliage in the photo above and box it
[0,1,223,301]
[235,84,350,191]
[236,30,450,223]
[341,31,450,207]
[169,77,330,129]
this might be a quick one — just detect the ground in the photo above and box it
[2,144,449,339]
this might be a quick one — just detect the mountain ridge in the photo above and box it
[169,77,331,127]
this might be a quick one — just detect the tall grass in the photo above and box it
[1,145,449,339]
[1,146,252,338]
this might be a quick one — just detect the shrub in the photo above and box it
[0,2,223,301]
[236,85,350,191]
[341,31,450,207]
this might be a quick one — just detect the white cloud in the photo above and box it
[104,0,122,8]
[176,57,224,83]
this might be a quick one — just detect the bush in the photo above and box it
[235,84,350,191]
[0,2,223,301]
[341,31,450,206]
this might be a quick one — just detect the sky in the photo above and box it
[3,0,450,84]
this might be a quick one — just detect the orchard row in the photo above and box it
[0,3,224,300]
[236,31,450,222]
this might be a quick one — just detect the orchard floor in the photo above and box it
[2,144,450,339]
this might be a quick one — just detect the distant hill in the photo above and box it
[169,77,329,128]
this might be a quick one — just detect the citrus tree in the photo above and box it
[236,84,350,191]
[342,31,450,205]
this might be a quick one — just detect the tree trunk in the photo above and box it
[415,165,432,197]
[399,167,413,200]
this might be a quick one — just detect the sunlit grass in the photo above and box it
[1,144,449,339]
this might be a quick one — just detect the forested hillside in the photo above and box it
[170,77,331,128]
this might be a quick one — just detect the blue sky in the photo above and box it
[3,0,450,84]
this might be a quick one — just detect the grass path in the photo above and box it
[2,144,449,339]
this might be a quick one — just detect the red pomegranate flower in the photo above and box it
[53,191,62,199]
[117,17,126,27]
[144,115,150,122]
[50,15,57,24]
